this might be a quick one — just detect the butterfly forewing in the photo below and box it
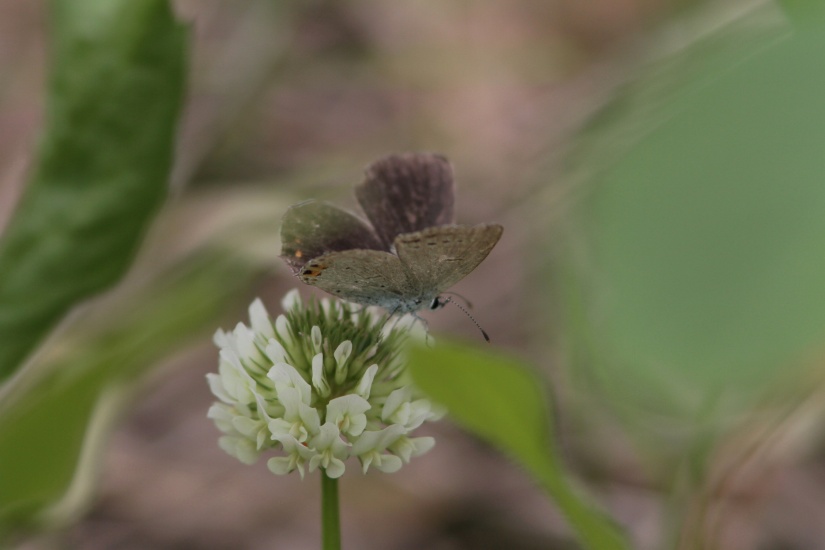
[298,249,419,309]
[395,224,503,293]
[280,200,385,273]
[356,153,455,249]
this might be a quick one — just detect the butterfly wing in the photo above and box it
[298,250,418,309]
[394,224,503,294]
[280,200,385,273]
[355,153,455,249]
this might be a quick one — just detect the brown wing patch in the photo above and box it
[355,153,455,249]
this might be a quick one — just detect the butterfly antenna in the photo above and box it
[442,291,474,309]
[444,296,490,342]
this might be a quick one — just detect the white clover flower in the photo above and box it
[268,434,315,478]
[311,353,331,398]
[326,395,370,437]
[382,386,443,431]
[281,288,302,311]
[207,403,237,435]
[274,314,291,343]
[206,349,258,405]
[311,326,323,354]
[267,386,320,443]
[249,299,276,341]
[355,364,378,399]
[264,339,287,365]
[308,423,350,479]
[352,425,405,474]
[389,435,436,463]
[219,435,260,465]
[268,362,312,404]
[232,398,272,450]
[206,291,442,479]
[333,340,353,384]
[232,323,267,371]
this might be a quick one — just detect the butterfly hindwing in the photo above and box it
[299,249,419,309]
[280,200,385,273]
[355,153,455,249]
[394,224,503,294]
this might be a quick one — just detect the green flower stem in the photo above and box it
[321,472,340,550]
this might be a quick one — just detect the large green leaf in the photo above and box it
[0,178,293,537]
[409,341,630,550]
[0,0,187,380]
[0,252,257,534]
[568,24,825,418]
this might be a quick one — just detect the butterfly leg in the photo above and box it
[408,313,436,347]
[381,306,402,336]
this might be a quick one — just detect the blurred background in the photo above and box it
[2,0,825,549]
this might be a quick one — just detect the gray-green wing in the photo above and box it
[280,200,385,273]
[394,224,503,293]
[298,249,418,308]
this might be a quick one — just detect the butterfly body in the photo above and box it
[280,153,502,316]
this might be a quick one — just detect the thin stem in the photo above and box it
[321,472,340,550]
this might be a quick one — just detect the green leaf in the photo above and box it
[409,341,630,550]
[568,25,825,417]
[776,0,825,27]
[0,0,188,380]
[0,252,257,534]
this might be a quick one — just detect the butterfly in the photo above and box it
[279,153,503,335]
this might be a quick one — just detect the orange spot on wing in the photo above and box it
[301,262,327,279]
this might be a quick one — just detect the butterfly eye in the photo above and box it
[429,297,444,310]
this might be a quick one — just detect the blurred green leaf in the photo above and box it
[777,0,825,27]
[0,0,187,380]
[409,341,630,550]
[569,25,825,417]
[0,252,257,534]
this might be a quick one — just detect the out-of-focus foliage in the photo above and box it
[565,15,825,422]
[409,340,631,550]
[0,166,288,536]
[0,0,192,537]
[0,252,256,535]
[556,8,825,546]
[777,0,825,26]
[0,0,187,380]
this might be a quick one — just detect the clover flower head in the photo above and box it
[206,290,440,478]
